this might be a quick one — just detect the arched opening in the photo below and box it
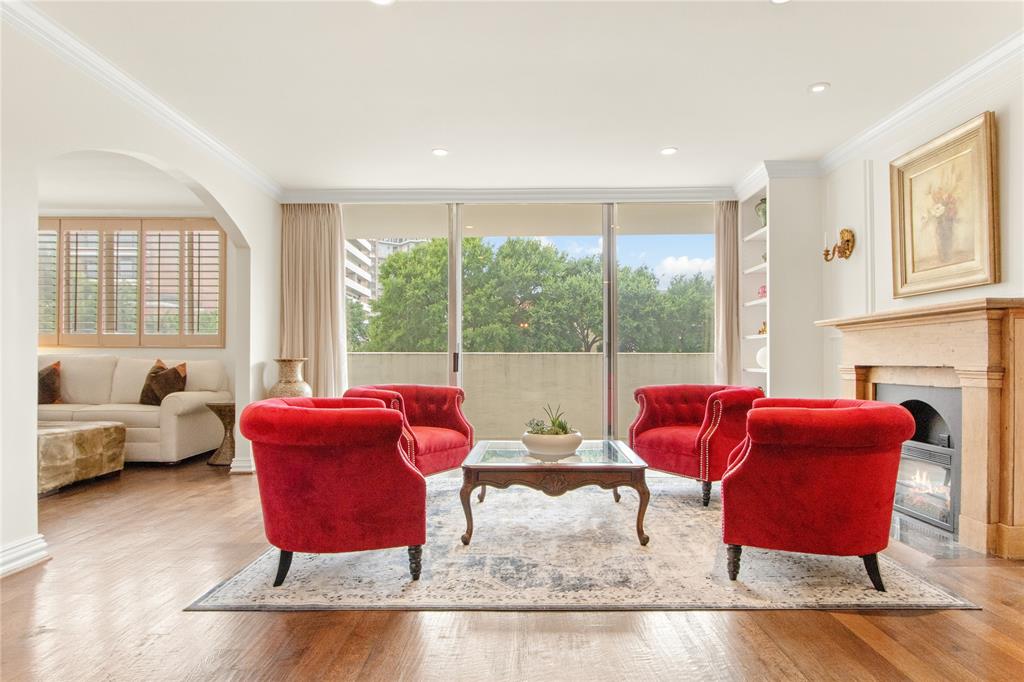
[34,149,255,484]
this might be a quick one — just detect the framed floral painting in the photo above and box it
[890,111,999,297]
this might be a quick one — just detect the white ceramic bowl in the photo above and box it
[521,431,584,462]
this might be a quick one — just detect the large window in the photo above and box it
[38,218,226,348]
[339,201,715,439]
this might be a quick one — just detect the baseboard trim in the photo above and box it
[229,458,255,474]
[0,534,50,577]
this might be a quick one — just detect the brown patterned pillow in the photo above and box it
[38,361,62,405]
[139,360,187,406]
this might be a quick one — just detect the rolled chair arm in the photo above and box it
[695,387,764,481]
[753,398,846,410]
[160,390,233,417]
[240,398,404,448]
[747,403,915,448]
[629,384,717,444]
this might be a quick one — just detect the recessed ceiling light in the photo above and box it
[370,0,395,6]
[660,147,678,156]
[769,0,791,5]
[432,148,449,157]
[465,225,475,230]
[808,82,831,94]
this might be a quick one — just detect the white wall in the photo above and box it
[1,26,281,574]
[820,57,1022,395]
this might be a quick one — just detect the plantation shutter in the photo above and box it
[102,223,142,344]
[183,222,224,339]
[61,225,101,345]
[38,220,60,346]
[39,217,225,348]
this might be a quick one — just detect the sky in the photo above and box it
[483,234,715,289]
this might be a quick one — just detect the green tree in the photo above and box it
[531,255,603,352]
[664,272,714,352]
[365,238,448,351]
[346,298,370,350]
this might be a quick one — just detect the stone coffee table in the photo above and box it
[37,421,126,495]
[460,439,650,546]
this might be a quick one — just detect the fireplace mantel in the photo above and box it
[816,298,1024,558]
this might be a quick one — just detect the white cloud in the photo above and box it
[565,237,602,257]
[654,255,714,288]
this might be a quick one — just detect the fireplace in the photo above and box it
[875,384,961,534]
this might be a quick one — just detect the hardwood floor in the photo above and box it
[3,459,1023,681]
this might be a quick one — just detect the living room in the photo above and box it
[2,1,1023,679]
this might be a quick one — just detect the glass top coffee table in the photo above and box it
[459,439,650,546]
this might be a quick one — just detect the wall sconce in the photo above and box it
[823,228,856,262]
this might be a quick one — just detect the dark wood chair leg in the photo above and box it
[273,550,293,587]
[861,553,885,592]
[727,544,742,581]
[701,480,712,507]
[408,545,423,580]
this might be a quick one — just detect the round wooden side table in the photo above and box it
[205,402,236,466]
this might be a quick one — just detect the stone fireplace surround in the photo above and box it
[818,298,1024,559]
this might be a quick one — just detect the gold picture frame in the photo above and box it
[890,111,999,298]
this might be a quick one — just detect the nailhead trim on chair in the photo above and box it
[698,399,723,482]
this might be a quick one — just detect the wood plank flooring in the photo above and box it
[2,458,1023,681]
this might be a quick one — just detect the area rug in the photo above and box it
[189,476,973,611]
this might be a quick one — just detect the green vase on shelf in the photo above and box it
[754,197,768,228]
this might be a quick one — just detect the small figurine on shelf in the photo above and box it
[757,284,767,299]
[761,252,767,263]
[757,321,767,336]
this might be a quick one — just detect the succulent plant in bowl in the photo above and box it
[521,404,583,461]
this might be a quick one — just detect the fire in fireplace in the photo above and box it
[875,385,962,534]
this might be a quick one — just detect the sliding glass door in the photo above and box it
[342,204,449,386]
[614,204,716,436]
[460,204,604,439]
[341,201,715,440]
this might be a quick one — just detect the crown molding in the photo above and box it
[281,186,736,204]
[733,164,768,201]
[762,160,823,178]
[38,207,213,218]
[820,30,1024,173]
[2,1,283,200]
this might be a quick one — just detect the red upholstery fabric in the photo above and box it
[344,384,474,476]
[239,397,427,555]
[629,384,764,483]
[722,398,915,557]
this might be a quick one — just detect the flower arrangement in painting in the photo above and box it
[919,168,962,263]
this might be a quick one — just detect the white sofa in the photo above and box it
[38,354,233,463]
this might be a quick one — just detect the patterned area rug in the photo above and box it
[190,476,973,611]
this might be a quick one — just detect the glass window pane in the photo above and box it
[461,204,603,439]
[343,204,448,386]
[615,203,716,437]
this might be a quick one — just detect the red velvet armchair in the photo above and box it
[721,398,915,591]
[628,384,764,506]
[239,397,427,585]
[344,384,473,476]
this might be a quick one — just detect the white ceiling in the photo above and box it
[38,151,207,214]
[36,1,1024,192]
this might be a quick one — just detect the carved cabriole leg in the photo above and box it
[613,487,621,503]
[273,550,293,587]
[701,480,712,507]
[460,479,475,545]
[727,544,742,581]
[635,479,651,546]
[408,545,423,580]
[861,553,885,592]
[477,485,487,503]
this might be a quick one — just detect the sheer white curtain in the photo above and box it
[280,203,347,396]
[714,201,740,385]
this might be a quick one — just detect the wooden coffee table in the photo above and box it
[459,439,650,546]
